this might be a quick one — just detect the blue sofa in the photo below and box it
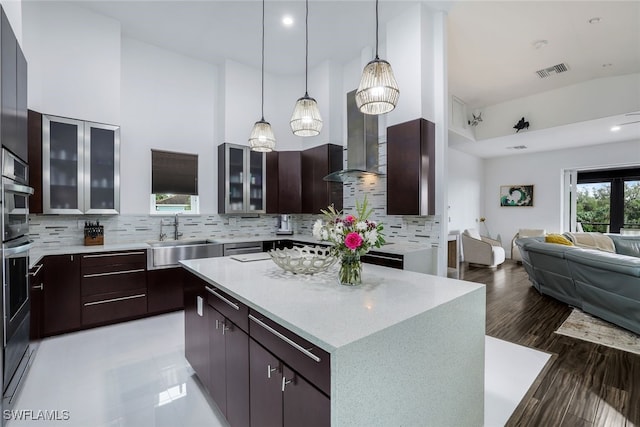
[515,234,640,335]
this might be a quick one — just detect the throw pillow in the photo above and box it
[545,234,574,246]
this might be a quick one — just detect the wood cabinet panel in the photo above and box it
[184,279,210,390]
[81,271,147,297]
[277,151,302,214]
[283,365,330,427]
[225,320,250,427]
[301,144,343,213]
[43,254,81,336]
[1,9,18,159]
[28,110,43,213]
[387,118,435,216]
[81,251,146,270]
[249,339,283,427]
[206,285,248,333]
[147,267,184,314]
[209,307,227,415]
[81,290,147,326]
[29,262,45,340]
[266,151,279,214]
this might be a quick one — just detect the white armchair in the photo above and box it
[461,228,506,267]
[511,229,546,262]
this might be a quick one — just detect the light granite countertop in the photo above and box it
[29,235,431,268]
[180,256,482,352]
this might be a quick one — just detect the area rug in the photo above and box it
[555,309,640,356]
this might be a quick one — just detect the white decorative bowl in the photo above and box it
[269,245,337,274]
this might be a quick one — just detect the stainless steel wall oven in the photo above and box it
[1,148,33,408]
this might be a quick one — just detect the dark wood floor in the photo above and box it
[459,260,640,427]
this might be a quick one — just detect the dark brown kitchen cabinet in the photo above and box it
[29,261,45,340]
[80,251,147,327]
[386,118,436,216]
[249,337,330,427]
[147,267,184,314]
[206,286,250,427]
[1,7,27,162]
[184,277,210,391]
[301,144,343,213]
[266,151,302,214]
[28,110,43,213]
[42,254,81,336]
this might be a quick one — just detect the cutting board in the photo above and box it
[230,252,272,262]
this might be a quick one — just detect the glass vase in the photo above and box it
[339,254,362,286]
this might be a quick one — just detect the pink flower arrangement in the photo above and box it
[312,196,385,257]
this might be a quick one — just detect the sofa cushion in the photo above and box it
[564,232,615,253]
[609,235,640,258]
[465,228,482,240]
[565,249,640,278]
[545,234,573,246]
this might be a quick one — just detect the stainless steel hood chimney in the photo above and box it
[323,89,380,182]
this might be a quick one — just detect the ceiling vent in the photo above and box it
[507,145,528,150]
[536,63,569,78]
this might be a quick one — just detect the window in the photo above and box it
[150,150,199,214]
[576,167,640,233]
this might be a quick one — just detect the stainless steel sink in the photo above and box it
[147,239,223,270]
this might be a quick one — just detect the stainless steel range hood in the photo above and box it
[323,89,380,182]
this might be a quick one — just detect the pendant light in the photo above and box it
[355,0,399,115]
[290,0,323,136]
[249,0,276,152]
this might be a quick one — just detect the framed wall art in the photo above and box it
[500,185,534,207]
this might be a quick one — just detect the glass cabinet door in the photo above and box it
[248,150,265,213]
[220,143,266,214]
[84,122,120,214]
[42,116,84,214]
[226,144,246,213]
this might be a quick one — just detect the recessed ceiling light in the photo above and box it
[588,17,602,24]
[610,126,621,132]
[532,40,548,50]
[282,15,294,27]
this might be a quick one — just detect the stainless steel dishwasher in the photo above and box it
[222,242,264,257]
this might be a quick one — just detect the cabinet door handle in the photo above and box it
[222,322,230,335]
[205,287,240,311]
[249,314,321,363]
[282,376,292,392]
[82,251,145,258]
[83,268,145,278]
[32,284,43,290]
[267,364,278,379]
[29,264,44,276]
[84,293,145,306]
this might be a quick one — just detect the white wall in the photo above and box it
[120,37,217,214]
[475,74,640,140]
[22,1,121,124]
[484,139,640,256]
[1,0,22,45]
[447,148,483,234]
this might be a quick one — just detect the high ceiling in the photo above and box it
[61,0,640,155]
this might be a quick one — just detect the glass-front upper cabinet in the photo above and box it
[218,143,265,214]
[42,115,120,214]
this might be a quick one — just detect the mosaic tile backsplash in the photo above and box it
[29,141,441,249]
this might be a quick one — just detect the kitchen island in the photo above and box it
[181,256,485,426]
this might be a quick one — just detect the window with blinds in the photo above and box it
[150,149,200,214]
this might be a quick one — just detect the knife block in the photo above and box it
[84,225,104,246]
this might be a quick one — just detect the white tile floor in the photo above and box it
[6,312,550,427]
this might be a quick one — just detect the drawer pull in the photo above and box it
[83,251,146,258]
[83,268,145,278]
[249,314,321,363]
[205,287,240,311]
[267,364,278,379]
[84,293,146,307]
[29,264,44,276]
[282,376,292,392]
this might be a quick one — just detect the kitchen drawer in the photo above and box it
[361,251,404,269]
[82,270,147,296]
[205,285,248,333]
[248,309,330,396]
[82,289,147,326]
[81,251,147,270]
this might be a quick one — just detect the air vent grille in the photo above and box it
[507,145,528,150]
[536,63,569,78]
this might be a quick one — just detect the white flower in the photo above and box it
[356,221,367,231]
[321,229,329,240]
[312,219,324,239]
[366,230,378,245]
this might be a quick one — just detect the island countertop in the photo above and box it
[180,256,483,352]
